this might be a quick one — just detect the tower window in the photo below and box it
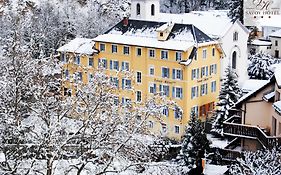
[137,3,140,15]
[151,4,155,16]
[232,51,237,69]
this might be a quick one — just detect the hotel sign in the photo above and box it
[244,0,281,26]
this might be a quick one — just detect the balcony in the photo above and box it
[223,116,281,148]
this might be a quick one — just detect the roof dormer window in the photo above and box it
[151,4,155,16]
[137,3,140,16]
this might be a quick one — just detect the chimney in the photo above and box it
[123,17,129,27]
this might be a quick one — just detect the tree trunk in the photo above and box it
[46,157,53,175]
[77,163,86,175]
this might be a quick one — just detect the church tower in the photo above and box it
[130,0,160,20]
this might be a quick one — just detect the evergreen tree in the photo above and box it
[181,112,210,169]
[248,52,281,80]
[227,0,243,23]
[212,66,242,135]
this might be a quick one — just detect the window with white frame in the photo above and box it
[191,106,199,116]
[136,91,142,102]
[210,64,217,75]
[162,106,169,117]
[176,51,182,61]
[112,44,117,53]
[159,84,169,97]
[64,69,69,79]
[136,48,142,56]
[149,66,155,76]
[123,46,130,55]
[110,60,119,70]
[174,106,182,119]
[200,83,208,96]
[161,123,167,133]
[89,57,93,66]
[191,68,199,80]
[122,79,131,89]
[174,125,180,134]
[122,97,131,106]
[88,73,93,82]
[113,96,119,106]
[121,61,129,71]
[191,86,199,99]
[211,81,216,93]
[161,50,168,60]
[99,58,107,69]
[75,55,80,65]
[203,49,207,59]
[172,87,183,99]
[77,72,82,81]
[110,77,119,88]
[149,49,155,58]
[148,121,154,128]
[162,67,170,78]
[61,53,65,62]
[172,69,183,80]
[149,83,156,94]
[136,71,142,83]
[201,66,208,78]
[100,43,105,52]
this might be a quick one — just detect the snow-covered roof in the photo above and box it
[259,15,281,28]
[57,38,98,55]
[242,79,269,93]
[156,10,235,38]
[273,101,281,114]
[269,29,281,38]
[95,19,215,51]
[249,39,272,46]
[263,91,275,102]
[272,64,281,87]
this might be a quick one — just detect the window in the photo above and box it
[121,61,130,71]
[99,58,107,69]
[275,50,280,58]
[174,107,182,119]
[175,126,180,134]
[233,31,238,41]
[61,53,65,62]
[211,81,216,93]
[203,49,207,59]
[149,49,155,58]
[176,52,182,61]
[136,71,142,83]
[110,77,119,88]
[136,3,140,15]
[89,58,93,66]
[113,96,119,106]
[64,69,69,79]
[77,72,82,81]
[162,106,169,116]
[201,66,208,78]
[88,73,93,82]
[112,45,117,53]
[148,121,154,128]
[110,60,119,70]
[200,83,208,96]
[191,86,199,99]
[172,87,183,99]
[191,106,199,116]
[136,48,142,56]
[159,84,169,97]
[191,68,199,80]
[160,32,163,37]
[275,40,278,46]
[172,69,183,80]
[75,55,80,65]
[100,43,105,52]
[149,66,155,75]
[122,97,131,106]
[136,91,142,102]
[161,123,167,133]
[212,48,215,57]
[122,79,131,89]
[161,50,168,60]
[210,64,217,75]
[123,46,130,55]
[149,83,156,94]
[162,67,170,78]
[151,4,155,16]
[232,51,237,69]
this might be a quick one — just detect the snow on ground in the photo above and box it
[203,164,228,175]
[207,134,229,149]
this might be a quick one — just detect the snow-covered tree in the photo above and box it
[227,0,243,23]
[248,52,281,80]
[229,148,281,175]
[180,112,210,169]
[212,66,242,135]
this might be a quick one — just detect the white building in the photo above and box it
[259,15,281,40]
[269,29,281,58]
[248,39,272,55]
[130,0,250,86]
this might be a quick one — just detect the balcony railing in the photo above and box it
[223,116,281,148]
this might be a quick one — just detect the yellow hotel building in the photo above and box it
[58,19,222,139]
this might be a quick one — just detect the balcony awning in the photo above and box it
[273,101,281,115]
[263,91,275,102]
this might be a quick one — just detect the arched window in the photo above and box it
[232,51,237,69]
[137,3,140,15]
[151,4,155,16]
